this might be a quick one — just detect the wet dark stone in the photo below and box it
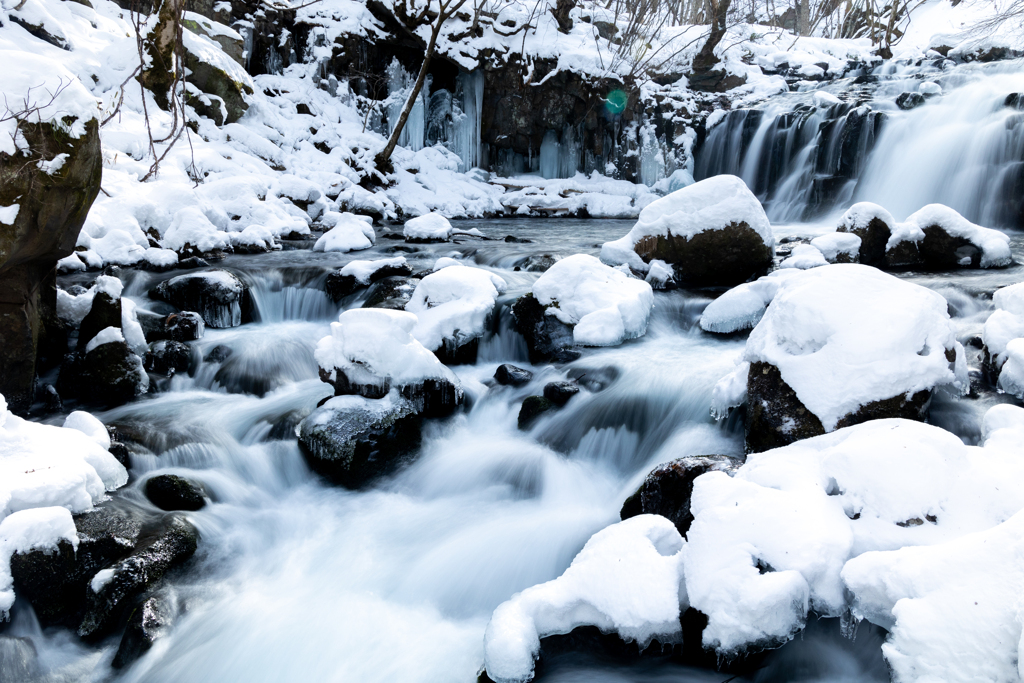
[40,382,64,413]
[920,225,984,269]
[111,594,175,669]
[144,340,192,375]
[165,311,205,341]
[145,474,206,511]
[745,361,932,452]
[108,441,132,469]
[543,381,579,406]
[59,340,147,408]
[175,257,209,270]
[298,397,424,488]
[896,92,926,110]
[511,293,576,364]
[504,235,532,243]
[78,515,199,641]
[518,395,555,429]
[566,366,619,392]
[324,261,413,301]
[621,455,742,536]
[513,254,557,273]
[149,270,249,329]
[494,364,533,387]
[362,276,420,310]
[1006,93,1024,110]
[77,291,122,352]
[203,344,233,363]
[434,336,479,366]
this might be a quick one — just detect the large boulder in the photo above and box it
[601,175,773,286]
[0,57,102,411]
[711,264,968,452]
[512,254,654,362]
[620,455,742,536]
[144,474,206,511]
[111,593,176,669]
[405,263,507,365]
[297,394,423,488]
[59,337,150,407]
[149,270,250,328]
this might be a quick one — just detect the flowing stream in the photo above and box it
[9,59,1024,683]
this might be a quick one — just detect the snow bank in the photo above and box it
[532,254,654,347]
[405,265,507,351]
[779,244,828,269]
[601,175,772,273]
[314,308,457,386]
[699,270,800,334]
[313,213,375,252]
[723,264,966,431]
[685,407,1024,657]
[484,515,685,683]
[403,213,453,242]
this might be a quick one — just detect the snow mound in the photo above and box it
[892,204,1011,268]
[838,202,895,233]
[532,254,654,347]
[998,338,1024,398]
[405,265,507,352]
[484,515,685,683]
[685,409,1024,657]
[779,244,828,269]
[699,270,800,334]
[809,232,861,263]
[982,283,1024,388]
[313,213,376,253]
[314,308,457,387]
[403,213,453,242]
[728,264,966,431]
[600,175,772,273]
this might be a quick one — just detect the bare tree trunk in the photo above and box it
[373,20,442,173]
[139,0,185,111]
[551,0,576,33]
[690,0,732,80]
[796,0,810,35]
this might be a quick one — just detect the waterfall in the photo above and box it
[696,59,1024,227]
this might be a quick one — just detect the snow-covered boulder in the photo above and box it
[313,308,463,414]
[312,212,375,253]
[403,213,453,243]
[809,232,861,264]
[512,254,654,362]
[837,202,1012,270]
[483,515,685,683]
[982,282,1024,393]
[0,394,127,616]
[836,202,897,267]
[149,270,249,328]
[600,175,774,286]
[324,256,411,301]
[711,264,967,452]
[405,265,507,364]
[683,407,1024,660]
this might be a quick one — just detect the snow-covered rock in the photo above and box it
[997,338,1024,398]
[0,393,126,615]
[513,254,654,360]
[982,282,1024,396]
[779,243,828,269]
[405,265,507,363]
[483,515,685,683]
[312,212,375,253]
[149,270,248,328]
[601,175,773,286]
[809,232,861,263]
[403,213,454,242]
[712,264,967,451]
[314,308,462,407]
[836,202,897,267]
[699,270,800,334]
[684,406,1024,659]
[324,256,412,301]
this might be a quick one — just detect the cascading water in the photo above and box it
[697,59,1024,227]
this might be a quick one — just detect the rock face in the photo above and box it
[620,455,742,536]
[0,110,102,411]
[9,501,197,639]
[145,474,206,511]
[149,270,250,328]
[298,395,423,488]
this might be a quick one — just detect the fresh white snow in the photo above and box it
[405,265,507,352]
